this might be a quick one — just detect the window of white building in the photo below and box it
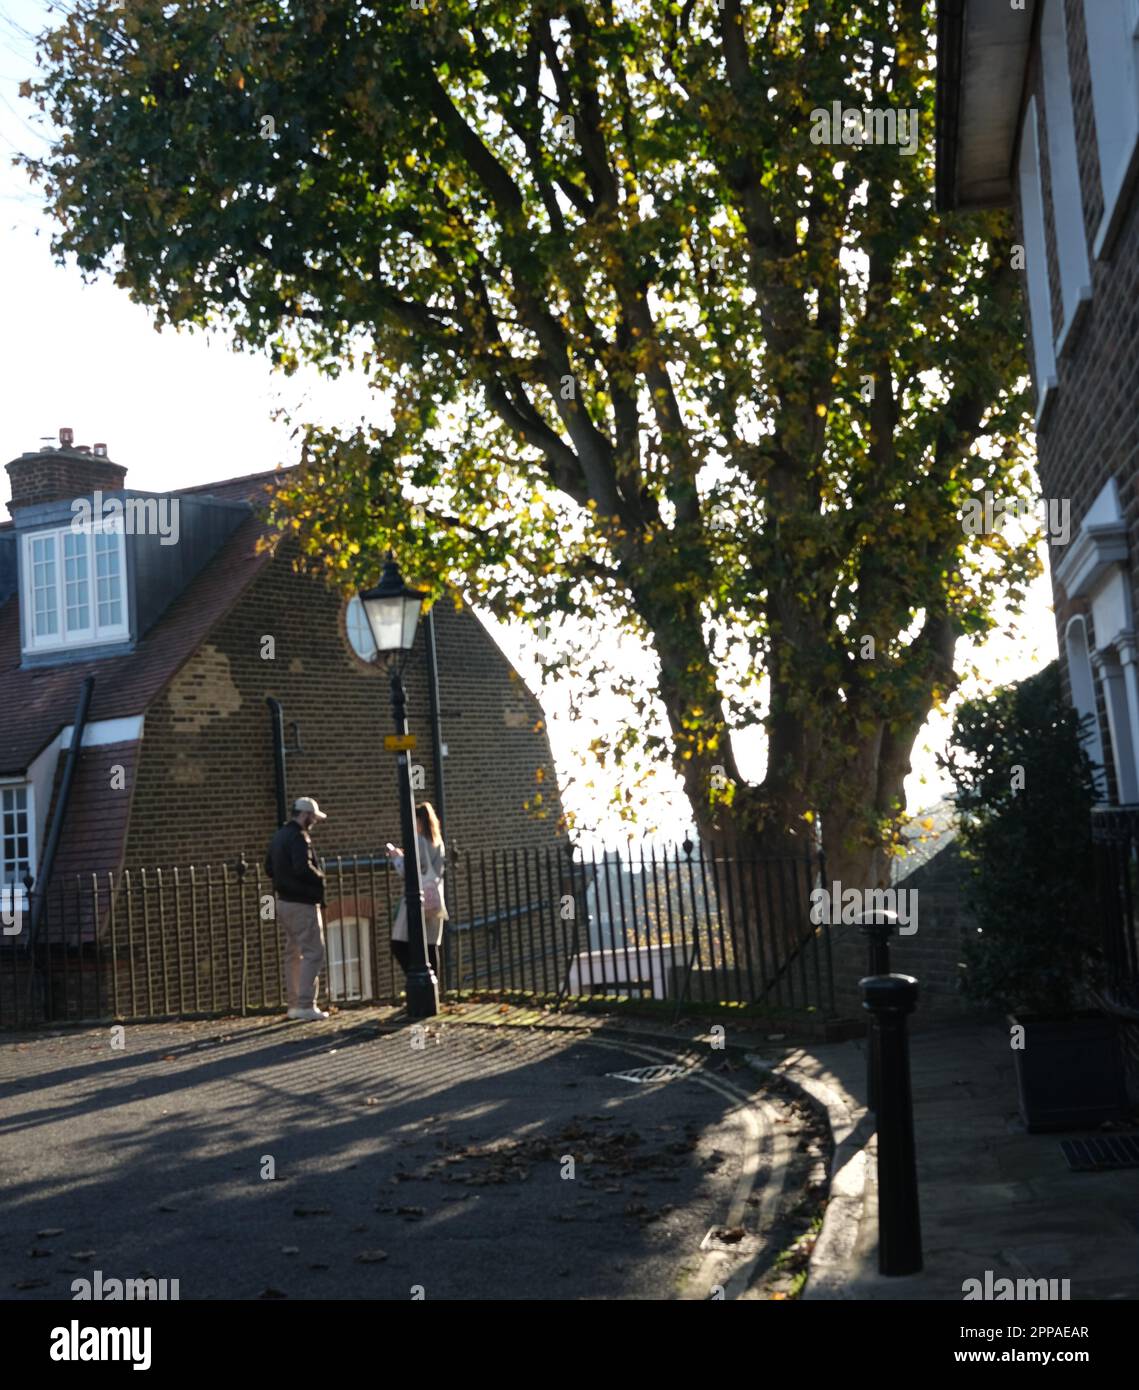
[22,524,128,654]
[1082,0,1139,257]
[1,785,34,919]
[1041,0,1092,352]
[1065,616,1109,798]
[1017,98,1058,417]
[1055,479,1139,805]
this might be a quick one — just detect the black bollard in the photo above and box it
[861,973,922,1276]
[855,910,898,1113]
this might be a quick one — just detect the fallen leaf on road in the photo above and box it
[13,1279,48,1290]
[258,1287,288,1299]
[714,1226,747,1244]
[36,1228,64,1237]
[27,1249,52,1258]
[293,1207,331,1217]
[70,1251,96,1260]
[355,1250,389,1263]
[281,1247,299,1255]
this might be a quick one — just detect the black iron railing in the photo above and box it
[1092,807,1139,1011]
[0,841,833,1028]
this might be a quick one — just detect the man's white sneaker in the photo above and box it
[286,1006,330,1021]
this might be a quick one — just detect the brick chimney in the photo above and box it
[6,430,126,515]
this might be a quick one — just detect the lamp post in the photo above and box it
[359,554,438,1019]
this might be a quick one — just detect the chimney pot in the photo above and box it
[59,427,74,447]
[5,446,127,516]
[93,443,108,457]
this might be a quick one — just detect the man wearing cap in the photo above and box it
[265,797,330,1021]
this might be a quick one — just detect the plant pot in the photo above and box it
[1008,1011,1127,1132]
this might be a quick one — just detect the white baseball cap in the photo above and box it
[293,797,328,821]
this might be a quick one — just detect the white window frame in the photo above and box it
[1,783,35,921]
[1082,0,1139,259]
[344,594,378,664]
[1017,98,1059,420]
[326,916,373,1002]
[21,522,128,654]
[1065,616,1109,799]
[1041,0,1093,355]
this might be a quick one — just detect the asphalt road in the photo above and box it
[0,1011,825,1300]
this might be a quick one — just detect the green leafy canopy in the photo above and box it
[20,0,1040,855]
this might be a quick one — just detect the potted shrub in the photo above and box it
[941,662,1126,1132]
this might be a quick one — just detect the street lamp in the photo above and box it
[359,554,438,1019]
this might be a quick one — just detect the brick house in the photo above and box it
[0,437,567,1018]
[937,0,1139,806]
[936,0,1139,1071]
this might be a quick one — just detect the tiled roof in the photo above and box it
[176,467,288,504]
[32,739,143,944]
[0,468,287,774]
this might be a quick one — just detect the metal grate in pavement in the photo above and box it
[607,1063,693,1084]
[1060,1135,1139,1171]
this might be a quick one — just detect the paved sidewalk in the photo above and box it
[440,1003,1139,1300]
[748,1016,1139,1300]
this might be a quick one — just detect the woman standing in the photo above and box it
[388,801,447,981]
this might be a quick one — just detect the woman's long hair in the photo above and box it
[416,801,442,846]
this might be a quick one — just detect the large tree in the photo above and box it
[21,0,1039,886]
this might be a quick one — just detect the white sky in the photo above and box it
[0,0,1058,845]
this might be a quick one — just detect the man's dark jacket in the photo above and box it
[265,821,326,905]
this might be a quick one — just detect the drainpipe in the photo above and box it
[27,675,95,947]
[424,608,446,845]
[266,697,288,827]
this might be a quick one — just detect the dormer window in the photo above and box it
[22,521,128,654]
